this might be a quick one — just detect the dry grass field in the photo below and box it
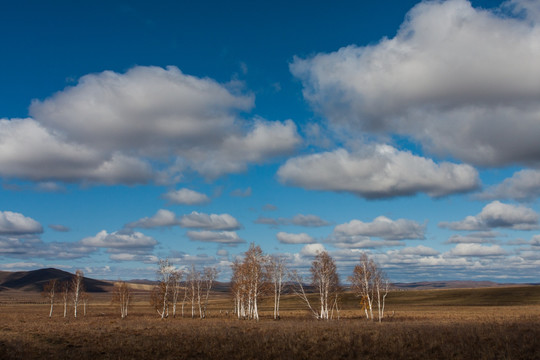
[1,286,539,359]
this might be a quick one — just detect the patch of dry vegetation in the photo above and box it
[0,286,539,359]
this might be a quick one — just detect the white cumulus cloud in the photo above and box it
[276,232,315,244]
[439,201,539,231]
[186,230,244,245]
[179,212,241,231]
[0,211,43,235]
[291,0,540,167]
[277,146,479,199]
[162,188,210,205]
[126,209,180,229]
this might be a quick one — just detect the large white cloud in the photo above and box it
[0,118,153,184]
[30,66,253,154]
[439,201,539,231]
[0,211,43,235]
[278,145,478,198]
[291,0,540,166]
[0,66,300,185]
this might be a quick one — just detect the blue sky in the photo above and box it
[1,0,540,283]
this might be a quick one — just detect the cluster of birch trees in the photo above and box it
[150,259,218,320]
[232,244,390,322]
[41,269,89,318]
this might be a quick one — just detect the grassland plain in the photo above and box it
[0,286,539,360]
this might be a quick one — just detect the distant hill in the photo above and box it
[0,268,112,293]
[391,280,535,290]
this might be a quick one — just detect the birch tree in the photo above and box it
[202,267,218,319]
[41,279,57,318]
[186,265,201,318]
[267,255,286,320]
[71,270,84,318]
[230,244,267,321]
[311,251,340,320]
[112,281,132,319]
[289,270,319,319]
[171,270,183,318]
[350,253,390,321]
[61,281,69,318]
[153,258,175,319]
[290,251,340,320]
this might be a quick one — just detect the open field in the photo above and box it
[1,286,539,359]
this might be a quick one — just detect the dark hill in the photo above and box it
[0,268,112,293]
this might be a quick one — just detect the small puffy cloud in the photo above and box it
[300,243,326,257]
[126,209,179,228]
[531,235,540,246]
[446,231,500,244]
[398,245,440,256]
[217,249,229,257]
[0,262,44,270]
[0,211,43,235]
[48,224,70,232]
[162,188,210,205]
[109,253,158,263]
[448,243,507,257]
[291,214,331,227]
[0,235,94,260]
[255,214,330,228]
[477,169,540,202]
[278,146,479,199]
[263,204,278,211]
[333,216,425,240]
[254,216,280,226]
[439,201,539,231]
[186,230,244,245]
[230,187,252,197]
[276,232,315,244]
[80,230,157,249]
[291,0,540,167]
[179,212,241,231]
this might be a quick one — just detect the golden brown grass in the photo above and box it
[1,286,539,359]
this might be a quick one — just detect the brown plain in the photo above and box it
[1,286,539,359]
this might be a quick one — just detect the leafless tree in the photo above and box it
[202,267,218,318]
[71,270,84,318]
[186,264,202,318]
[267,255,286,320]
[289,270,319,319]
[350,253,390,322]
[171,270,183,318]
[61,281,69,318]
[153,258,175,319]
[290,251,340,320]
[311,251,340,320]
[41,279,57,318]
[82,291,89,316]
[374,269,390,323]
[112,281,132,319]
[230,244,267,321]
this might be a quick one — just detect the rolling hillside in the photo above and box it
[0,268,112,293]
